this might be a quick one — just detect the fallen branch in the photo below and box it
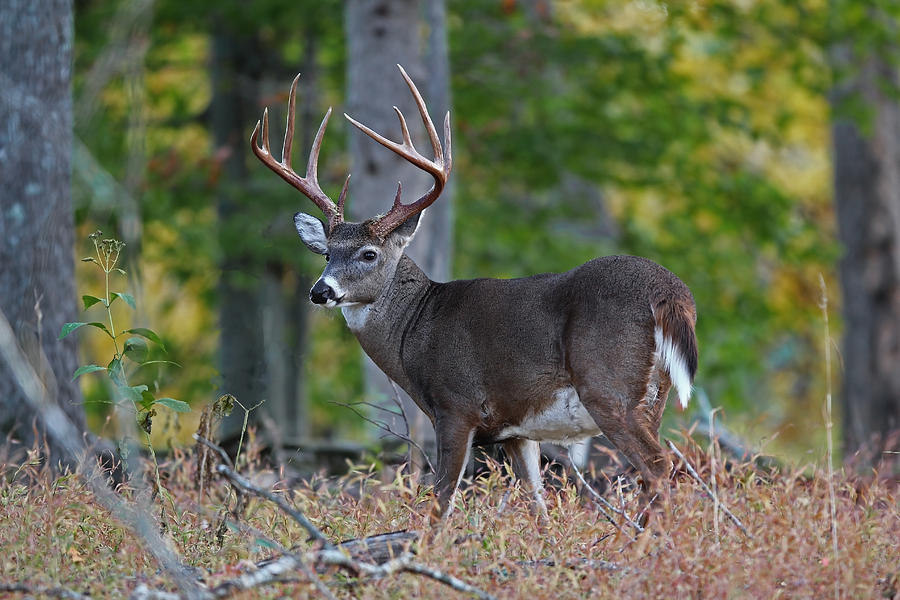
[515,557,636,573]
[193,434,333,549]
[336,530,420,565]
[0,583,92,600]
[188,435,495,600]
[666,439,751,538]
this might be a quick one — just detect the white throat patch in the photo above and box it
[341,303,372,331]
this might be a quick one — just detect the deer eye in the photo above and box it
[362,250,377,261]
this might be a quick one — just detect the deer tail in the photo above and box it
[652,296,698,409]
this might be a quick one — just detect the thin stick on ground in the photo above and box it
[193,434,333,549]
[818,274,840,600]
[709,407,722,543]
[666,439,751,538]
[568,454,642,536]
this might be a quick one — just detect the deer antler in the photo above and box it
[344,65,452,238]
[250,74,346,232]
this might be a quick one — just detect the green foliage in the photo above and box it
[70,0,858,456]
[61,231,184,437]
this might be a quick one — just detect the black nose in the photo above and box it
[310,279,335,304]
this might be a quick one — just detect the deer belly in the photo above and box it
[497,387,601,444]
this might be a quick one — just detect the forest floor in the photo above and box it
[1,435,898,600]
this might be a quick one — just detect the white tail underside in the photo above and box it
[654,326,692,409]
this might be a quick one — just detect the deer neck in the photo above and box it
[340,254,432,388]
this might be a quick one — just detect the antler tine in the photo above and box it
[397,64,443,165]
[250,74,344,230]
[337,174,351,215]
[281,73,300,165]
[344,65,452,238]
[262,108,270,152]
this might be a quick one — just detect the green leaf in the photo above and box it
[140,390,156,410]
[112,292,136,310]
[155,397,190,413]
[123,336,149,363]
[82,295,105,310]
[124,328,165,351]
[107,357,126,388]
[60,322,87,339]
[120,384,148,405]
[59,322,113,339]
[81,257,100,264]
[114,268,127,276]
[72,364,106,380]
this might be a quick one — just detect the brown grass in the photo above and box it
[1,440,898,599]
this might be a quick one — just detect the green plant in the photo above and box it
[60,231,188,468]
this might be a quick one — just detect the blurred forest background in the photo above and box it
[2,0,899,470]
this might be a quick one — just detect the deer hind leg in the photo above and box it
[432,422,475,522]
[503,438,549,522]
[580,393,672,514]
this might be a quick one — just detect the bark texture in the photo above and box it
[0,0,86,465]
[831,50,900,466]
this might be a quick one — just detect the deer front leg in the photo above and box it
[432,420,475,521]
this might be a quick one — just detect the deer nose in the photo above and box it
[310,279,336,305]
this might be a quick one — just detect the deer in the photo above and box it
[250,65,698,522]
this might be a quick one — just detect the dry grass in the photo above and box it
[1,439,898,599]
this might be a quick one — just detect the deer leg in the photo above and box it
[581,398,670,514]
[432,422,475,521]
[503,438,549,522]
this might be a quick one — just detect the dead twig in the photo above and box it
[206,553,335,600]
[666,439,751,538]
[193,434,333,549]
[331,399,435,474]
[387,378,435,474]
[567,451,643,537]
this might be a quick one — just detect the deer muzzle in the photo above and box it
[310,279,338,305]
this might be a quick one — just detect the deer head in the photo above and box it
[250,65,451,308]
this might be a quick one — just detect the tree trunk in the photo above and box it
[211,22,315,451]
[210,28,269,444]
[831,47,900,468]
[345,0,453,462]
[0,0,86,467]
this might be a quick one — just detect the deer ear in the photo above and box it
[390,210,423,248]
[294,212,328,255]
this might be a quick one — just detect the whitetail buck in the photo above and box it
[251,66,698,520]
